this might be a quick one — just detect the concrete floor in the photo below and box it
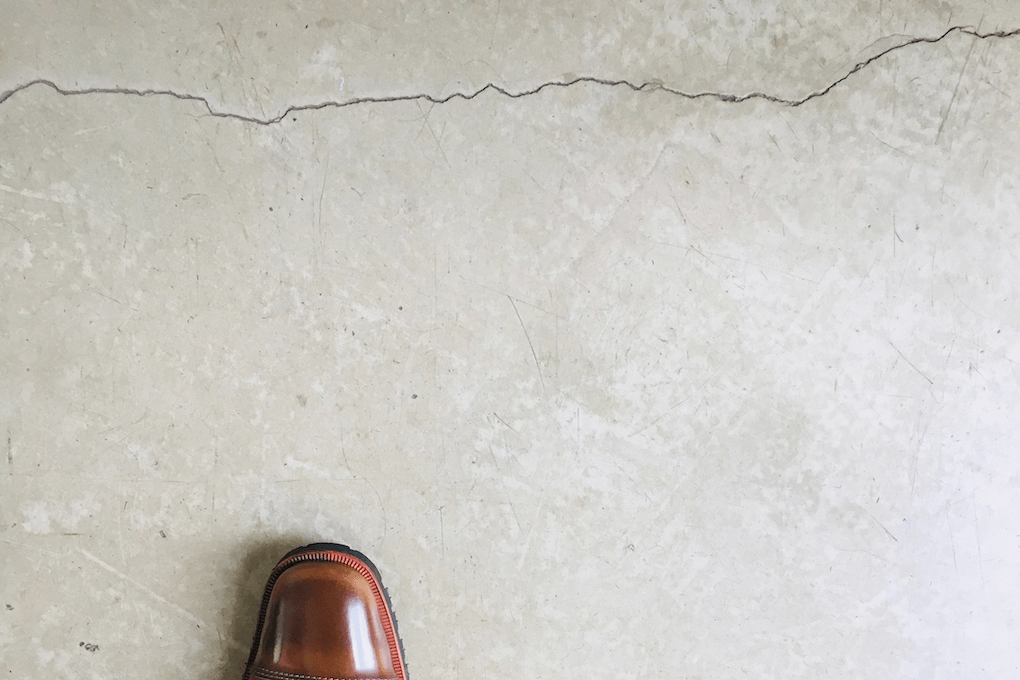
[2,3,1019,678]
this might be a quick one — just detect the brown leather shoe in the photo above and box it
[243,543,408,680]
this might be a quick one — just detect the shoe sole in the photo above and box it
[243,542,409,680]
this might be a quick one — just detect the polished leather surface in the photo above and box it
[251,560,399,680]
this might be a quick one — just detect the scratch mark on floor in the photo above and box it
[314,155,330,264]
[0,182,75,204]
[0,538,63,558]
[425,120,447,186]
[362,477,389,544]
[516,489,545,570]
[439,505,445,558]
[80,548,246,650]
[973,492,985,585]
[936,22,982,144]
[868,512,898,542]
[946,510,958,575]
[489,0,502,50]
[889,341,935,385]
[508,295,545,390]
[340,428,354,478]
[489,445,523,533]
[629,368,721,438]
[493,412,519,433]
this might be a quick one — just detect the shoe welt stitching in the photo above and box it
[253,665,394,680]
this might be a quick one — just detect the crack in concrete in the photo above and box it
[0,26,1017,126]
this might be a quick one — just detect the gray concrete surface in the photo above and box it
[2,3,1019,678]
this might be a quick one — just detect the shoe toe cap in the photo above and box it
[253,560,399,680]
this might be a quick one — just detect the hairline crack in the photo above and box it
[0,25,1017,126]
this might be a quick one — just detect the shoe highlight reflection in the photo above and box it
[346,597,379,672]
